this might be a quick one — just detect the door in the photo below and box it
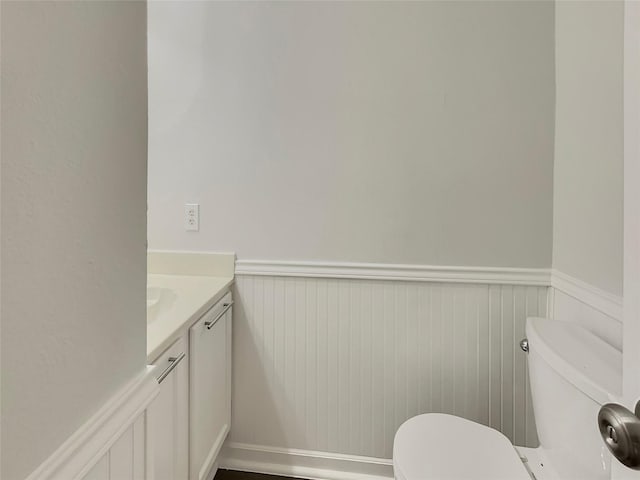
[148,337,189,480]
[609,2,640,478]
[189,293,233,480]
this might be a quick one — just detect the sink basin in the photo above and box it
[147,286,176,323]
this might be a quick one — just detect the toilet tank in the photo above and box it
[526,317,622,480]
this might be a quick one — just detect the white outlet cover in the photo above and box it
[184,203,199,231]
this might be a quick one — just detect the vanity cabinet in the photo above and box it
[189,292,233,480]
[148,336,189,480]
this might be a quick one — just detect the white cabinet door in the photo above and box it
[148,336,189,480]
[189,293,232,480]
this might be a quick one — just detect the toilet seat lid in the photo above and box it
[393,414,531,480]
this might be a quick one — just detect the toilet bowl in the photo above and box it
[393,317,622,480]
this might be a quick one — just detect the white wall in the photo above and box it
[147,0,555,268]
[147,1,555,471]
[1,2,148,479]
[552,0,624,296]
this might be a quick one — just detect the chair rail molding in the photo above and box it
[235,260,551,286]
[25,367,159,480]
[550,269,623,321]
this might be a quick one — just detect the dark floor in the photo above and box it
[215,469,303,480]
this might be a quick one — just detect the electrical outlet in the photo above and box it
[184,203,199,231]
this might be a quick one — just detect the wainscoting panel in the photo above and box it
[230,275,547,462]
[82,415,147,480]
[25,367,158,480]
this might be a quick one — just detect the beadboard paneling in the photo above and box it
[82,415,147,480]
[26,368,157,480]
[231,276,547,459]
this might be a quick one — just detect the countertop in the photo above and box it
[147,273,234,361]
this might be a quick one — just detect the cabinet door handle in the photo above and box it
[157,352,186,384]
[204,301,233,330]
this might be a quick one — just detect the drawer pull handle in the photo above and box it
[205,301,234,330]
[157,352,186,384]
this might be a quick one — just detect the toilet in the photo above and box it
[393,317,622,480]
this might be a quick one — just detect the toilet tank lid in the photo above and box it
[526,317,621,403]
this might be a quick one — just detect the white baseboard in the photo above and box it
[235,259,551,286]
[550,269,623,321]
[26,366,159,480]
[220,442,394,480]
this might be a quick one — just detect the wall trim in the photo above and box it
[25,366,159,480]
[550,269,623,321]
[235,260,551,286]
[220,442,393,480]
[235,262,623,317]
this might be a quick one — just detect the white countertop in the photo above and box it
[147,272,234,361]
